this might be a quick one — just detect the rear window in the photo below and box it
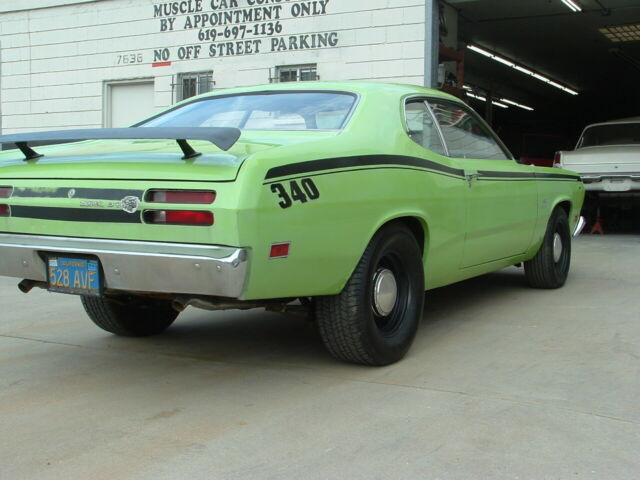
[579,123,640,148]
[139,92,357,131]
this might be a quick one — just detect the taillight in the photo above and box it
[0,186,13,198]
[0,204,10,217]
[553,152,562,168]
[144,210,213,226]
[147,190,215,204]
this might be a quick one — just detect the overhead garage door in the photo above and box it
[106,81,155,127]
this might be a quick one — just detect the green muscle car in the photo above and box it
[0,82,585,365]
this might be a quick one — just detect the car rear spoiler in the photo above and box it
[0,127,242,161]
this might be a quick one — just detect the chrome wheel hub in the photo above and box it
[553,232,563,263]
[372,268,398,317]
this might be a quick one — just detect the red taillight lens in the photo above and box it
[147,190,216,204]
[0,186,13,198]
[553,152,562,168]
[144,210,214,226]
[0,204,10,217]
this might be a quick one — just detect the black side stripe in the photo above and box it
[11,206,142,223]
[12,187,144,200]
[535,172,582,180]
[265,155,465,180]
[478,170,535,179]
[264,166,464,185]
[477,170,580,181]
[264,155,581,182]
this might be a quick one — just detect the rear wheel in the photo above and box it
[524,207,571,289]
[81,295,178,337]
[315,223,425,366]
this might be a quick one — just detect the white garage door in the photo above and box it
[106,81,155,127]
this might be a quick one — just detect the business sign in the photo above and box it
[152,0,339,62]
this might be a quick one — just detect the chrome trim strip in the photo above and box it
[0,234,249,298]
[573,216,586,237]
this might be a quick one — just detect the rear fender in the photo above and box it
[340,211,431,288]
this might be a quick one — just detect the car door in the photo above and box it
[427,98,538,268]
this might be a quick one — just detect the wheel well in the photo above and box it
[388,217,426,254]
[556,200,571,217]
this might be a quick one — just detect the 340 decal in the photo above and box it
[270,178,320,209]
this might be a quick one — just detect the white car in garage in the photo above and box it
[555,119,640,194]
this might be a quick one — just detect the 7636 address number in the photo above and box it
[117,53,144,65]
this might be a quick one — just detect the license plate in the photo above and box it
[47,256,102,296]
[603,178,631,192]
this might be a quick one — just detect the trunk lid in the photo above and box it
[562,145,640,174]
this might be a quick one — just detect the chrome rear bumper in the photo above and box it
[0,233,248,298]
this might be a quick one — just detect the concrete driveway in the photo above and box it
[1,235,639,479]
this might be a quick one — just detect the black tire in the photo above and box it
[524,207,571,289]
[315,223,425,366]
[81,295,178,337]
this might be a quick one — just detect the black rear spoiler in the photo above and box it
[0,127,242,161]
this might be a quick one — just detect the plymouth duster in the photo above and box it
[0,82,585,365]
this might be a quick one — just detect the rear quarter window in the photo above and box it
[427,99,509,160]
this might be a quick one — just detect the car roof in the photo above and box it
[584,118,640,128]
[190,81,459,102]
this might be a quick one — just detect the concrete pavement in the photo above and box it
[1,235,639,479]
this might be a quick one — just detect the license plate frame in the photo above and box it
[47,255,103,296]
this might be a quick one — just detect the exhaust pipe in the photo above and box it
[18,279,36,293]
[18,279,47,294]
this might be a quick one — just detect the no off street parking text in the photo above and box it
[154,31,338,61]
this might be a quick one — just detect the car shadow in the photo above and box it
[87,267,529,367]
[423,267,527,321]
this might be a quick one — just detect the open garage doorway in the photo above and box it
[446,0,640,233]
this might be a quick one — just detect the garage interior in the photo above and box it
[441,0,640,232]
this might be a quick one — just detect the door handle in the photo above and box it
[465,173,479,187]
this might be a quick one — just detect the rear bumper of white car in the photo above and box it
[581,174,640,192]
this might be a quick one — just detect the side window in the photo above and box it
[427,100,509,160]
[405,100,446,156]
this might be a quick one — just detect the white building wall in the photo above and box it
[0,0,426,133]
